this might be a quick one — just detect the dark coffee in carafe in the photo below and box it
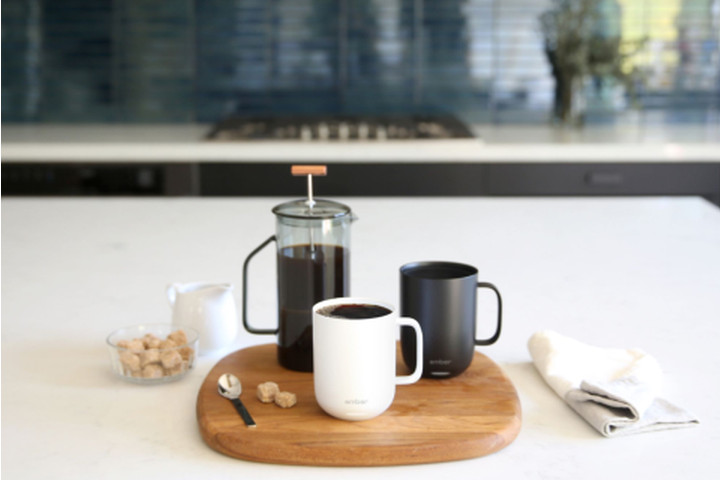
[242,166,353,372]
[277,244,348,371]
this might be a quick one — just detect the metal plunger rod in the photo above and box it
[291,165,327,209]
[291,165,328,252]
[307,174,315,207]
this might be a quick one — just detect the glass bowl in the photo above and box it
[106,324,199,384]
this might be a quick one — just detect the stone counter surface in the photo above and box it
[2,196,719,479]
[3,123,719,162]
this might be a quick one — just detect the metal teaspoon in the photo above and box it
[217,373,256,428]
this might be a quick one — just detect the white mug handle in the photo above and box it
[396,317,423,385]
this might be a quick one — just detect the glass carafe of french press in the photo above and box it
[242,166,352,372]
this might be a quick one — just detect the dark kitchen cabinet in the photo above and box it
[482,163,720,202]
[1,163,197,196]
[3,162,720,206]
[197,162,720,206]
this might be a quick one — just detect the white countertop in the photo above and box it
[2,196,720,479]
[2,123,719,162]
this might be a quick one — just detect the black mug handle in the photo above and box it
[242,235,279,335]
[474,282,502,346]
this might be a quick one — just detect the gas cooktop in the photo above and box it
[206,114,475,141]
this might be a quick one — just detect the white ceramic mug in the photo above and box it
[167,282,238,355]
[313,297,423,421]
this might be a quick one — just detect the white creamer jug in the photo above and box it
[167,282,238,355]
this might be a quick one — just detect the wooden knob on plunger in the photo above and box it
[291,165,327,177]
[291,165,327,207]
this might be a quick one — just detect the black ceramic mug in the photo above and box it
[400,261,502,378]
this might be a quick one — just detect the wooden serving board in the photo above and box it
[196,343,521,466]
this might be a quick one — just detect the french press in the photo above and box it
[242,165,353,372]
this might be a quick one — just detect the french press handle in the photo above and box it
[242,235,279,335]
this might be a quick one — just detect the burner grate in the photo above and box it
[206,114,475,141]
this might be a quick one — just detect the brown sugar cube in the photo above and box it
[256,382,279,403]
[160,349,182,369]
[116,340,131,349]
[126,339,145,352]
[167,330,187,346]
[139,349,160,368]
[178,346,194,361]
[142,364,164,379]
[119,350,141,372]
[142,333,162,349]
[165,361,189,376]
[274,391,297,408]
[159,339,176,350]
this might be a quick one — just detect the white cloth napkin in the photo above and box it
[528,330,699,437]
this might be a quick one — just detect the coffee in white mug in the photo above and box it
[313,297,423,421]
